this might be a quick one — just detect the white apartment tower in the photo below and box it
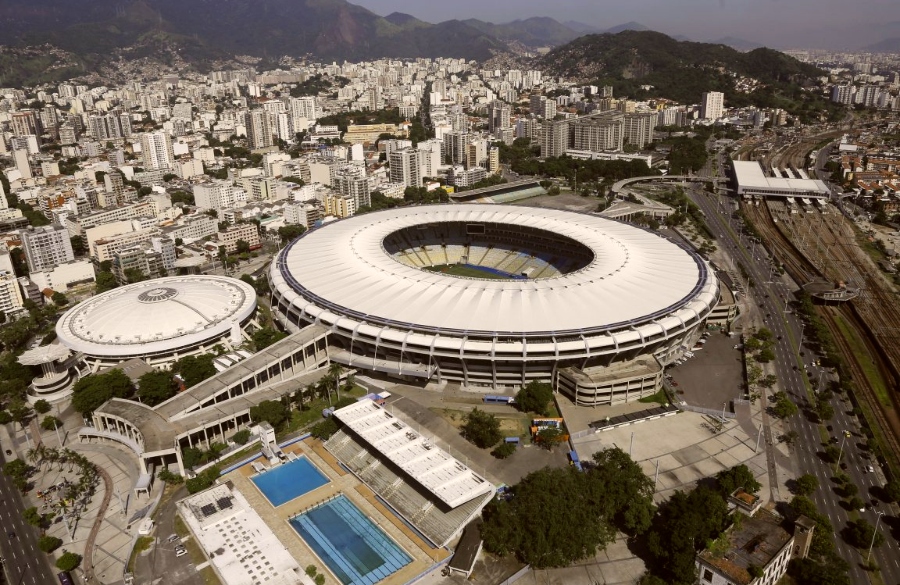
[488,100,511,133]
[389,148,421,188]
[140,131,175,170]
[541,119,571,158]
[21,225,76,273]
[700,92,724,121]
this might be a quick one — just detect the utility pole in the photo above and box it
[867,511,885,562]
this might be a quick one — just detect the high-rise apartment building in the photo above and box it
[245,109,273,150]
[623,112,657,149]
[21,225,75,273]
[0,270,24,317]
[140,131,175,170]
[194,183,242,211]
[700,92,724,120]
[541,119,571,158]
[389,148,421,188]
[444,132,469,166]
[332,170,372,210]
[571,112,624,153]
[488,100,511,133]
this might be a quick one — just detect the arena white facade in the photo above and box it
[56,275,257,369]
[270,205,720,398]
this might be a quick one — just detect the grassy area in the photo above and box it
[638,389,670,405]
[127,536,154,572]
[173,514,189,538]
[213,443,264,470]
[183,534,208,566]
[423,264,512,279]
[198,566,222,585]
[831,313,892,408]
[855,231,889,265]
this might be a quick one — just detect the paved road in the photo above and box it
[0,452,60,585]
[133,485,205,585]
[689,177,900,584]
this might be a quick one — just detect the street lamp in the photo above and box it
[834,432,847,474]
[867,510,885,562]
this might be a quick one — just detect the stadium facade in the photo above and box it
[270,205,719,404]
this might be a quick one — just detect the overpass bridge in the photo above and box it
[610,175,724,195]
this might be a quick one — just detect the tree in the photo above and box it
[137,370,177,406]
[22,506,43,527]
[41,415,62,431]
[185,466,220,494]
[56,551,82,572]
[491,442,516,459]
[462,408,502,449]
[715,464,762,495]
[123,267,147,284]
[33,399,51,414]
[232,429,251,445]
[172,354,217,388]
[252,327,287,351]
[815,399,834,422]
[95,271,118,293]
[311,417,339,440]
[772,392,798,419]
[157,469,184,484]
[278,224,307,244]
[236,239,251,254]
[71,368,134,414]
[249,400,290,430]
[181,447,205,470]
[51,291,69,306]
[843,518,883,550]
[38,535,62,553]
[0,411,11,425]
[756,347,775,363]
[327,362,344,405]
[885,479,900,503]
[515,381,554,416]
[9,402,33,429]
[795,473,819,496]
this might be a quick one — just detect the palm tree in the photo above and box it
[328,362,344,404]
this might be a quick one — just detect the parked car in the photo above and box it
[175,548,188,558]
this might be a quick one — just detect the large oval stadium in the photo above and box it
[270,205,719,402]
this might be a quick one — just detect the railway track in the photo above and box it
[821,306,900,468]
[741,198,900,472]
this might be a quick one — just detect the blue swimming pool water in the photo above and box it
[290,495,412,585]
[251,457,329,507]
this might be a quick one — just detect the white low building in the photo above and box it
[29,259,95,292]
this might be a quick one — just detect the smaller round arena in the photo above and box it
[56,275,257,369]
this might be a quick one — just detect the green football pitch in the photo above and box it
[422,264,511,279]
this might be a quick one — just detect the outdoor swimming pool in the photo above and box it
[251,456,329,507]
[290,494,412,585]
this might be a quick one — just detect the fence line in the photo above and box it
[679,403,736,419]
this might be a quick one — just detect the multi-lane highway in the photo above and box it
[0,452,60,585]
[688,170,900,584]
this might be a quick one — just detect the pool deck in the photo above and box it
[225,439,449,585]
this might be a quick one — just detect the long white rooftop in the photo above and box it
[333,399,494,509]
[732,160,830,198]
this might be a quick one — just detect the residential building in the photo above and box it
[112,244,168,284]
[0,270,24,316]
[623,112,657,149]
[13,148,32,180]
[572,112,624,153]
[541,119,571,158]
[332,170,372,209]
[245,109,273,150]
[701,91,725,120]
[217,223,260,253]
[194,182,244,211]
[448,165,487,188]
[389,148,421,188]
[466,139,488,170]
[162,214,218,243]
[488,100,511,133]
[283,201,322,229]
[344,124,401,144]
[21,225,75,273]
[140,131,175,170]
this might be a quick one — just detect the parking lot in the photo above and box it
[668,331,745,412]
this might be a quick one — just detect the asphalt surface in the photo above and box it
[690,150,900,584]
[133,486,205,585]
[0,452,60,585]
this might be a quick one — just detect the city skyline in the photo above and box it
[350,0,900,50]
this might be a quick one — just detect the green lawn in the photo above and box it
[423,264,511,279]
[832,313,891,408]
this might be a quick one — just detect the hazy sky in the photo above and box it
[349,0,899,49]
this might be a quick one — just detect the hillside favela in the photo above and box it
[0,1,899,585]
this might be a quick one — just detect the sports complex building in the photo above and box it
[56,275,258,370]
[270,204,720,405]
[731,160,831,200]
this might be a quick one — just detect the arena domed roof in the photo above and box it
[56,276,257,359]
[273,204,717,337]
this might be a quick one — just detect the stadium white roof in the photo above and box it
[732,160,830,197]
[334,399,494,508]
[56,276,256,358]
[275,205,715,336]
